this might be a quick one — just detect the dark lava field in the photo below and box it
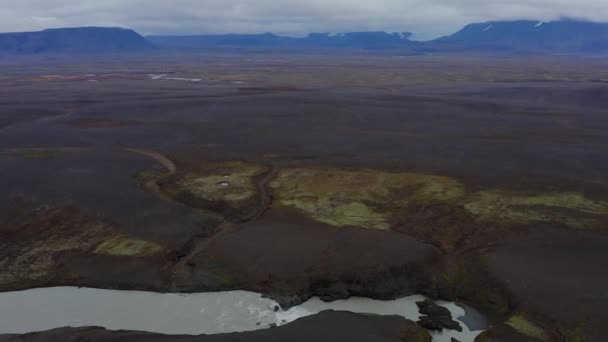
[1,54,608,342]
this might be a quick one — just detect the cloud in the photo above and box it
[1,0,608,39]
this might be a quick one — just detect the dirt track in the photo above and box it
[121,148,177,174]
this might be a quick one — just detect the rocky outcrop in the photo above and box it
[416,299,462,332]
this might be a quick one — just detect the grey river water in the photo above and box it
[0,287,486,342]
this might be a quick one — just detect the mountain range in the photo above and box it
[148,32,415,50]
[0,27,154,54]
[1,19,608,54]
[432,19,608,53]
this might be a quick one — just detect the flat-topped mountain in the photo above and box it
[0,27,154,54]
[149,20,608,53]
[2,20,608,54]
[431,19,608,53]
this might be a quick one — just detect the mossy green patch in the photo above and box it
[282,198,390,229]
[270,168,465,230]
[134,169,171,185]
[172,161,267,209]
[163,161,608,238]
[262,152,281,159]
[559,324,586,342]
[19,151,55,159]
[465,191,608,229]
[506,315,549,341]
[94,236,164,257]
[0,208,165,289]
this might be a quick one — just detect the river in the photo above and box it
[0,287,487,342]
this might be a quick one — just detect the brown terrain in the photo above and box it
[0,54,608,341]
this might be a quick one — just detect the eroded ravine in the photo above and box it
[248,162,278,221]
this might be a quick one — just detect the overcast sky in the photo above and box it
[1,0,608,40]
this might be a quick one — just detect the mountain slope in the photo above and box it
[0,27,155,54]
[147,31,415,50]
[432,19,608,53]
[2,20,608,54]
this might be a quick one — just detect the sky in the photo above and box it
[1,0,608,40]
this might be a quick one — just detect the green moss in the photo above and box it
[19,151,55,159]
[0,209,166,288]
[506,315,549,341]
[164,161,608,235]
[270,167,465,230]
[282,198,390,230]
[175,161,266,207]
[134,169,171,185]
[94,237,164,257]
[559,324,586,342]
[262,152,281,159]
[465,191,608,229]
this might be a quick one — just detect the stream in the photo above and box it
[0,287,487,342]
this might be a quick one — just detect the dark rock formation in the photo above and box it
[416,299,462,332]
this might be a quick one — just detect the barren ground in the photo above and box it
[1,54,607,341]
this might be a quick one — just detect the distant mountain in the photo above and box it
[431,19,608,53]
[147,31,415,50]
[0,27,154,54]
[147,33,290,49]
[149,21,608,54]
[304,32,415,49]
[3,19,608,55]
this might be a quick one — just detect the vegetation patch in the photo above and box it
[559,323,586,342]
[178,161,265,203]
[134,169,171,185]
[269,167,465,230]
[18,150,55,159]
[262,152,281,159]
[0,207,164,289]
[465,191,608,229]
[158,161,608,246]
[163,161,268,219]
[506,314,549,341]
[94,236,163,257]
[267,166,608,248]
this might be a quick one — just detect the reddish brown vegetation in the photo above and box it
[65,119,142,128]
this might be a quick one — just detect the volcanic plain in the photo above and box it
[1,54,608,341]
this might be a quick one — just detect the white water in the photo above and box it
[0,287,485,342]
[147,74,201,82]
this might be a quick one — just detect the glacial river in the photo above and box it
[0,287,487,342]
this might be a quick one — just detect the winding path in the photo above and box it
[120,148,177,175]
